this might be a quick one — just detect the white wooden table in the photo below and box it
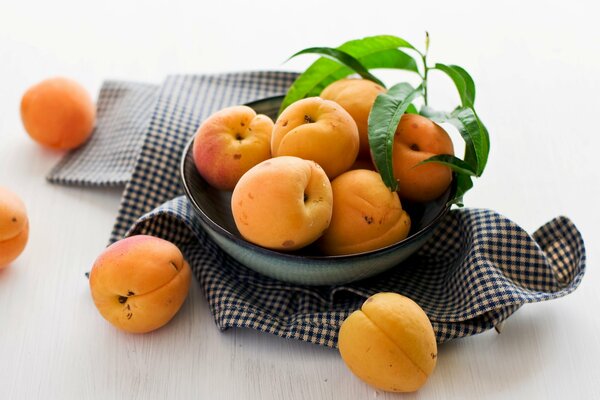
[1,1,599,399]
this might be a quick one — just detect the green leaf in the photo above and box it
[368,83,424,191]
[288,47,385,87]
[280,35,420,113]
[450,64,476,105]
[405,103,418,114]
[359,48,419,74]
[419,154,477,176]
[419,105,450,121]
[475,113,491,173]
[297,49,419,99]
[286,58,349,100]
[433,63,474,108]
[447,107,489,175]
[386,83,414,98]
[450,174,474,207]
[417,104,490,205]
[421,105,489,177]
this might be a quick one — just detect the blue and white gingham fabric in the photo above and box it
[48,71,586,347]
[47,80,159,186]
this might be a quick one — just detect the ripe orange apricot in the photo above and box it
[392,114,454,202]
[349,157,376,171]
[89,235,192,333]
[272,97,359,179]
[338,292,438,392]
[231,156,333,251]
[193,105,274,190]
[0,186,29,269]
[319,170,410,255]
[320,78,386,159]
[20,77,96,150]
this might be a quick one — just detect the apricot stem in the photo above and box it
[422,66,429,106]
[422,31,430,106]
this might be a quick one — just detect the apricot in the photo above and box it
[349,157,376,171]
[20,77,96,150]
[392,113,454,202]
[319,170,411,256]
[231,156,333,251]
[320,78,386,159]
[89,235,192,333]
[193,105,274,190]
[272,97,359,179]
[338,292,437,392]
[0,187,29,269]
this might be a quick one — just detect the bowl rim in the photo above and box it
[179,96,455,261]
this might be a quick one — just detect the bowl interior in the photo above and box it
[181,95,454,259]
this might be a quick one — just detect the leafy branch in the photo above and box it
[283,34,490,206]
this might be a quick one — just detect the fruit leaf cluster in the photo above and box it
[282,34,490,206]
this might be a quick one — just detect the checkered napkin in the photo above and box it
[47,81,159,186]
[48,71,586,347]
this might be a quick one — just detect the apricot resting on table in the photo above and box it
[320,78,386,159]
[231,156,333,251]
[89,235,192,333]
[392,113,454,202]
[193,105,274,191]
[319,170,411,256]
[272,97,359,179]
[338,292,437,393]
[0,186,29,269]
[20,77,96,150]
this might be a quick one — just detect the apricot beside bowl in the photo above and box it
[180,96,455,286]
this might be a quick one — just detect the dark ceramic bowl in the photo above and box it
[180,96,454,285]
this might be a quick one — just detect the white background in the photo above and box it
[1,0,599,399]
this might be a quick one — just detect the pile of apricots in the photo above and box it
[193,78,455,256]
[5,76,439,393]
